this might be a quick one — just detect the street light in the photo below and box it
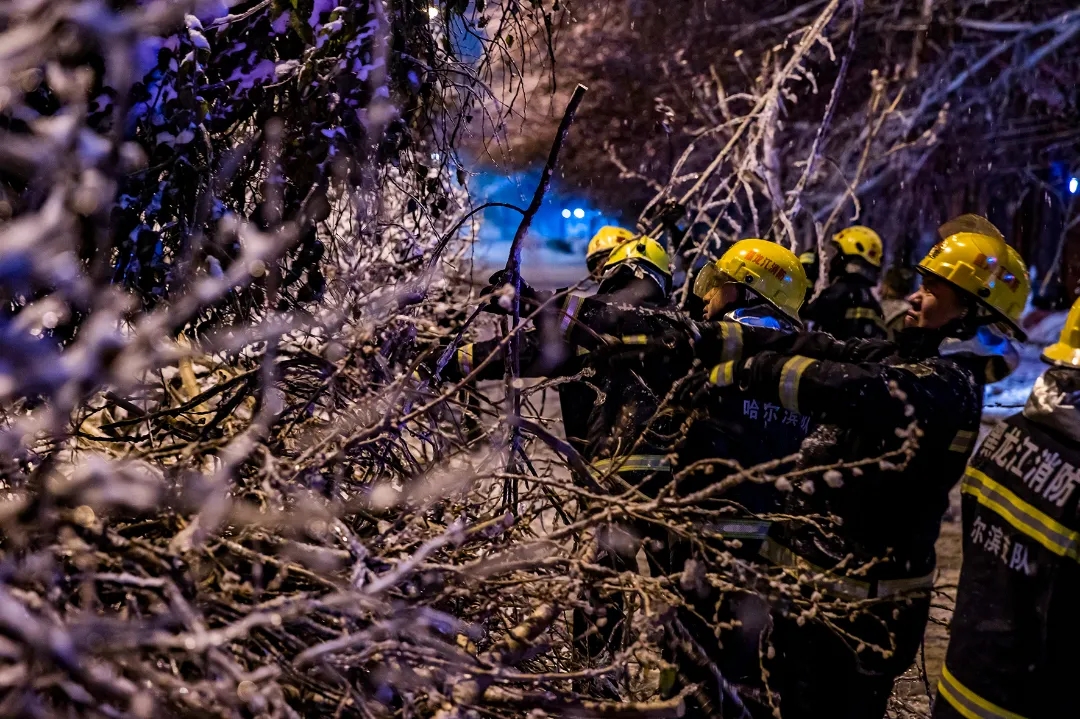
[1070,177,1078,194]
[427,6,439,18]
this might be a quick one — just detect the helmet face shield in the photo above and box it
[693,262,732,300]
[937,214,1004,243]
[600,260,672,297]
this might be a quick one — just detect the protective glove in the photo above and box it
[478,270,551,315]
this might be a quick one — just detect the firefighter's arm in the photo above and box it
[560,296,690,355]
[691,322,896,367]
[478,270,555,315]
[440,337,507,382]
[441,330,570,382]
[712,352,919,428]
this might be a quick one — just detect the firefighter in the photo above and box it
[933,295,1080,719]
[880,265,915,339]
[802,225,887,340]
[586,225,636,280]
[663,239,814,715]
[699,222,1029,719]
[684,239,813,525]
[542,238,691,692]
[438,238,684,690]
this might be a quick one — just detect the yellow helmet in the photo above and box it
[1042,296,1080,368]
[693,238,809,321]
[586,226,635,275]
[799,250,820,283]
[917,231,1030,335]
[602,236,672,292]
[832,226,883,268]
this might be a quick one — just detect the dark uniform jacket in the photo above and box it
[688,324,1016,717]
[675,309,819,551]
[934,368,1080,719]
[583,306,816,509]
[741,326,997,585]
[802,273,887,341]
[692,325,1022,581]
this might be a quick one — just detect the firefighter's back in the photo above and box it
[935,367,1080,718]
[804,275,887,340]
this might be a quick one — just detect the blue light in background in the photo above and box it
[466,171,623,258]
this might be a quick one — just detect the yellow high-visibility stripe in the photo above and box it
[758,538,870,600]
[778,356,816,413]
[937,665,1029,719]
[845,307,883,322]
[709,361,735,387]
[456,345,474,375]
[559,294,584,335]
[962,466,1080,561]
[620,334,649,345]
[592,454,671,475]
[720,321,743,363]
[949,429,977,453]
[759,538,932,600]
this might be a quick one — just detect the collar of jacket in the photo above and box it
[841,262,878,283]
[723,305,798,333]
[893,325,1021,383]
[893,326,949,359]
[1023,367,1080,442]
[938,324,1022,383]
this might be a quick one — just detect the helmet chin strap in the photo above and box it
[951,300,1020,342]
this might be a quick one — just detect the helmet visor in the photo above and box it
[692,262,735,300]
[937,215,1004,242]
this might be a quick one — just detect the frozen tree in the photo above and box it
[0,1,1045,717]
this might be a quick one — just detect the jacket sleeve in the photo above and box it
[440,337,508,382]
[693,323,898,367]
[734,351,941,431]
[441,290,605,383]
[442,329,577,382]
